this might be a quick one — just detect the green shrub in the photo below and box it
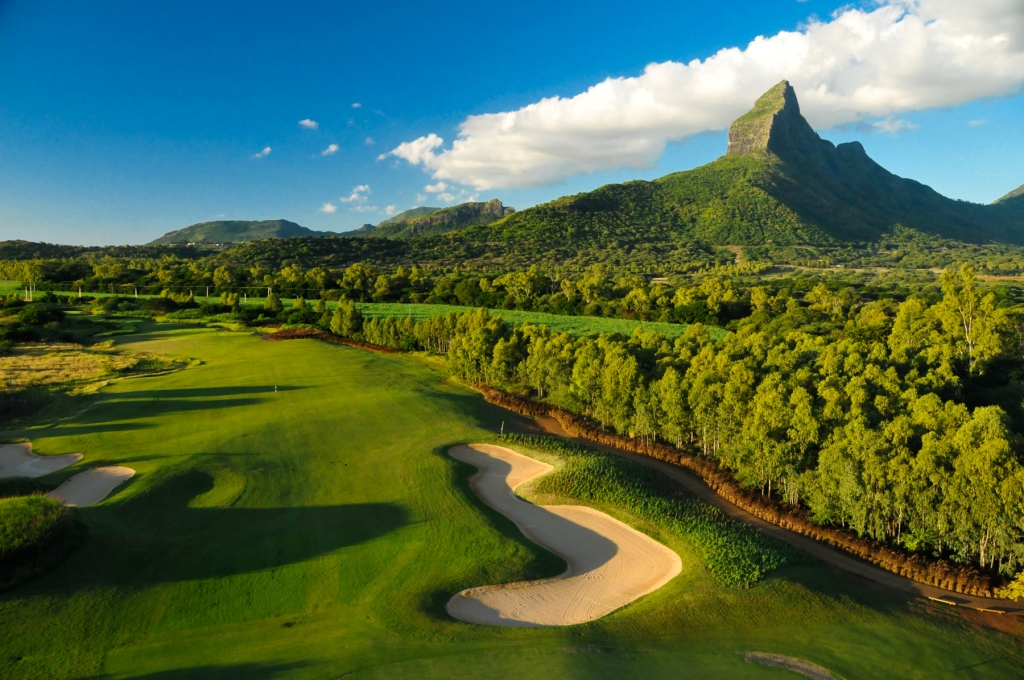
[0,495,83,590]
[503,434,812,587]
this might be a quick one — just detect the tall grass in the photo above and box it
[501,434,812,587]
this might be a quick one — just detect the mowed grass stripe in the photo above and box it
[0,323,1019,679]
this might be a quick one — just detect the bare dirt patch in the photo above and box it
[446,443,681,627]
[743,652,844,679]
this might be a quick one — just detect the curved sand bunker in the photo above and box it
[447,444,681,627]
[48,466,135,507]
[0,443,83,478]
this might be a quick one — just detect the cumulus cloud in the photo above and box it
[320,202,337,213]
[299,119,319,130]
[251,146,271,158]
[322,143,340,156]
[385,0,1024,189]
[384,205,397,216]
[873,118,919,134]
[352,102,362,108]
[424,181,448,193]
[340,185,371,203]
[437,192,456,203]
[365,137,375,145]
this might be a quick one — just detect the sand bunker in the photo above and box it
[744,652,845,680]
[447,444,681,627]
[48,466,135,507]
[0,443,83,478]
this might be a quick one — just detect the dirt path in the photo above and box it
[0,443,82,478]
[447,444,681,627]
[48,466,135,507]
[744,652,844,679]
[519,415,1022,617]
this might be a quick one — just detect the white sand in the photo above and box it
[0,443,83,478]
[48,466,135,507]
[447,444,681,627]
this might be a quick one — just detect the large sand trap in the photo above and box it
[0,443,83,478]
[447,444,681,627]
[48,466,135,507]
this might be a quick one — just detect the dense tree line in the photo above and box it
[327,266,1024,584]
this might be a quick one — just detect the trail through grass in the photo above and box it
[0,322,1019,679]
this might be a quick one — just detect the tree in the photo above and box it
[265,291,283,312]
[936,264,1001,373]
[213,266,233,289]
[331,299,363,337]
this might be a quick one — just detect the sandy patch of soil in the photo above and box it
[446,443,681,627]
[48,466,135,507]
[744,652,844,679]
[0,443,82,478]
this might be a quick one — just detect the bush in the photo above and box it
[17,304,64,326]
[0,495,84,590]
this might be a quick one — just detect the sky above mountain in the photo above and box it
[1,0,1022,245]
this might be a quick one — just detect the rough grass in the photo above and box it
[0,322,1020,679]
[0,342,190,391]
[504,434,812,587]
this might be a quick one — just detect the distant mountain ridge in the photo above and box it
[149,219,337,244]
[449,81,1023,249]
[359,199,514,239]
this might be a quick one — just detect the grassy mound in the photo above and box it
[0,495,83,590]
[504,434,812,587]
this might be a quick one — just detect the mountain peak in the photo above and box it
[727,80,819,158]
[995,183,1024,204]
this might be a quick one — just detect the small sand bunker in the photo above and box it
[744,652,845,680]
[0,443,83,478]
[48,466,135,507]
[447,444,681,627]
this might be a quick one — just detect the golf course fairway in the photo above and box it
[0,321,1021,679]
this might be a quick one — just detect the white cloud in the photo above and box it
[384,205,397,216]
[385,0,1024,189]
[251,146,271,159]
[424,181,448,193]
[299,119,319,130]
[322,143,340,156]
[352,204,378,212]
[437,192,456,203]
[365,137,375,145]
[340,185,371,203]
[873,118,919,134]
[968,119,988,126]
[352,102,362,108]
[416,193,427,202]
[320,202,337,213]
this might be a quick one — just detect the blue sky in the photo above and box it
[1,0,1022,245]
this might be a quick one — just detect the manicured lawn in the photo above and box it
[0,280,22,296]
[0,323,1020,678]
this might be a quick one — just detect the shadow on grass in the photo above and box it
[73,660,311,679]
[421,443,567,623]
[106,386,305,400]
[4,470,410,592]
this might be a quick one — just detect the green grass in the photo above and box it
[505,434,812,587]
[78,292,726,339]
[356,302,725,339]
[0,280,22,296]
[0,322,1020,678]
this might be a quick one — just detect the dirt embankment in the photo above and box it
[479,386,1005,600]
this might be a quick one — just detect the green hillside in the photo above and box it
[453,81,1024,249]
[368,199,514,239]
[996,183,1024,204]
[149,219,336,245]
